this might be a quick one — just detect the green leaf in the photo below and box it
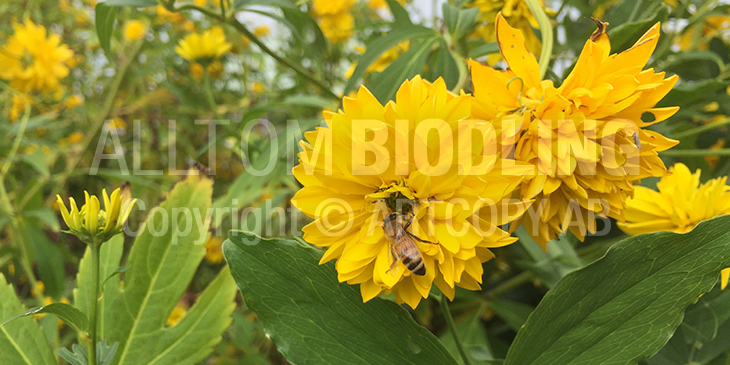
[102,265,130,288]
[608,5,669,53]
[233,0,297,9]
[504,215,730,365]
[87,173,235,365]
[95,3,118,58]
[387,0,412,26]
[469,42,499,59]
[223,232,458,365]
[488,299,534,332]
[440,304,494,364]
[427,43,460,90]
[20,219,65,299]
[658,79,730,108]
[442,3,479,40]
[344,25,437,96]
[101,0,157,6]
[58,340,119,365]
[369,36,441,103]
[0,274,56,364]
[21,148,49,176]
[3,303,88,334]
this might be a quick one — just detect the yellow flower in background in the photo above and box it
[470,15,678,245]
[240,35,251,48]
[251,81,265,93]
[311,0,355,16]
[123,20,146,41]
[368,0,387,10]
[9,94,30,123]
[65,94,84,109]
[618,163,730,288]
[0,19,74,93]
[155,5,186,23]
[706,139,726,171]
[58,131,84,147]
[253,25,270,38]
[676,15,730,51]
[205,237,225,264]
[38,297,71,328]
[176,26,231,63]
[703,101,720,112]
[346,41,410,79]
[291,76,533,308]
[320,13,355,44]
[56,186,137,245]
[469,0,547,64]
[166,304,187,326]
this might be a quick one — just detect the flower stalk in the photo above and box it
[439,294,471,365]
[524,0,553,78]
[88,242,101,365]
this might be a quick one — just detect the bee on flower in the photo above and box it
[618,163,730,288]
[56,185,137,246]
[469,14,679,246]
[291,76,533,308]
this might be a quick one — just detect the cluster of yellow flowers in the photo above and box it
[292,14,683,308]
[346,41,410,79]
[311,0,355,44]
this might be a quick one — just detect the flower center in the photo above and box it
[20,51,34,69]
[366,182,420,216]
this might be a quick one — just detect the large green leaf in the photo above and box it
[344,25,437,96]
[440,304,494,364]
[73,173,236,365]
[4,303,88,334]
[0,274,56,364]
[223,232,458,365]
[504,215,730,365]
[95,3,117,57]
[369,36,441,103]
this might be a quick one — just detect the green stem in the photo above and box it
[485,271,533,299]
[661,148,730,157]
[202,69,219,118]
[671,117,730,139]
[227,18,340,101]
[439,294,471,365]
[60,40,144,180]
[524,0,553,79]
[88,244,101,365]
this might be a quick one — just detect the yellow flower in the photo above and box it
[107,117,127,133]
[204,237,224,264]
[705,138,726,171]
[469,0,547,64]
[58,131,84,147]
[56,186,137,245]
[9,94,30,123]
[320,13,355,44]
[346,42,409,79]
[31,281,45,298]
[618,163,730,288]
[0,19,74,93]
[166,304,187,326]
[251,81,265,93]
[470,15,678,245]
[368,0,387,11]
[675,15,730,51]
[703,101,720,112]
[65,94,84,109]
[240,35,251,48]
[291,76,532,308]
[194,0,207,6]
[189,63,204,80]
[176,26,232,63]
[190,61,224,81]
[38,297,71,328]
[253,25,270,38]
[311,0,355,16]
[123,20,146,41]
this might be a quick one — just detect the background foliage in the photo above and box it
[1,0,730,364]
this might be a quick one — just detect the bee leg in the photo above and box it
[386,245,398,275]
[406,231,439,245]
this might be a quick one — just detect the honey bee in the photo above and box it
[382,197,438,276]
